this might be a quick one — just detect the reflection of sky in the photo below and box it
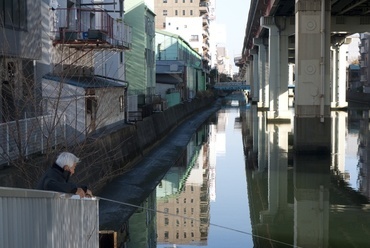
[345,132,360,190]
[157,108,253,248]
[208,109,253,247]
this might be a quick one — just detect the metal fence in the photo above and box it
[0,187,99,248]
[0,114,66,166]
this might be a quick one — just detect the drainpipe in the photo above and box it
[320,0,325,122]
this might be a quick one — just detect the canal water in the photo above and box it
[123,92,370,248]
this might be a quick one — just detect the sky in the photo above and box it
[215,0,251,63]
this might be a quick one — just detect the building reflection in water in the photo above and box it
[156,125,211,246]
[125,94,370,247]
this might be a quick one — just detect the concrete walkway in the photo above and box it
[98,99,222,230]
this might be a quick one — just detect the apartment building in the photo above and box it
[154,0,211,69]
[359,33,370,93]
[124,0,157,120]
[156,29,205,106]
[0,0,132,165]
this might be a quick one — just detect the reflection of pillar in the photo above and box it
[252,105,258,154]
[331,40,349,109]
[331,111,347,172]
[260,123,289,222]
[257,111,268,172]
[261,16,291,121]
[254,38,269,109]
[250,48,260,103]
[294,0,331,153]
[294,156,330,248]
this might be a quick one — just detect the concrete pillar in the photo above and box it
[261,16,291,121]
[289,64,295,85]
[294,0,332,154]
[250,49,260,103]
[254,38,269,109]
[331,40,349,109]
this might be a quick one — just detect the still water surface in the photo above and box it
[124,94,370,248]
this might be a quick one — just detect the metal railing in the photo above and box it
[51,8,132,49]
[0,187,99,248]
[0,114,66,166]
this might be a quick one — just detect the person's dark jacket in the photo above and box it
[36,163,87,194]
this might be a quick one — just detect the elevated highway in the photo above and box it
[238,2,370,247]
[237,0,370,154]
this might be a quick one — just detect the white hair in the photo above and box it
[55,152,80,168]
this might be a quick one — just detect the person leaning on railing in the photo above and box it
[36,152,93,198]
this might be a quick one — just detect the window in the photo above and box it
[190,35,198,41]
[182,10,185,15]
[164,217,169,225]
[163,0,167,2]
[175,10,178,15]
[163,10,167,16]
[163,22,166,28]
[175,0,178,3]
[183,0,185,3]
[1,0,27,30]
[190,10,193,15]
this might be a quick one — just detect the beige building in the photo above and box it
[154,0,211,66]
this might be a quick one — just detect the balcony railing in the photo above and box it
[361,75,367,82]
[360,60,367,68]
[199,1,209,14]
[51,8,132,50]
[0,114,66,166]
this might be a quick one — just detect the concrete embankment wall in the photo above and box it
[0,97,215,190]
[80,97,215,192]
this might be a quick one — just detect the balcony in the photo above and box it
[360,60,367,68]
[361,74,367,82]
[360,46,368,54]
[199,1,209,15]
[202,15,209,27]
[202,29,209,37]
[51,8,132,50]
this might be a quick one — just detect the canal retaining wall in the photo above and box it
[0,97,216,192]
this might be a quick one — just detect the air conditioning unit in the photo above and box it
[88,30,105,40]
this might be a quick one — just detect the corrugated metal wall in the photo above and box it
[0,187,99,248]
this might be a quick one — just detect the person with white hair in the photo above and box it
[36,152,93,198]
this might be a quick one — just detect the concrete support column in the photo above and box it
[261,16,291,121]
[331,41,349,109]
[254,38,269,109]
[294,0,332,153]
[250,48,260,103]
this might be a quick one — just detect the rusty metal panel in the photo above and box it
[0,187,99,248]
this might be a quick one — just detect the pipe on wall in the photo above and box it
[320,0,326,123]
